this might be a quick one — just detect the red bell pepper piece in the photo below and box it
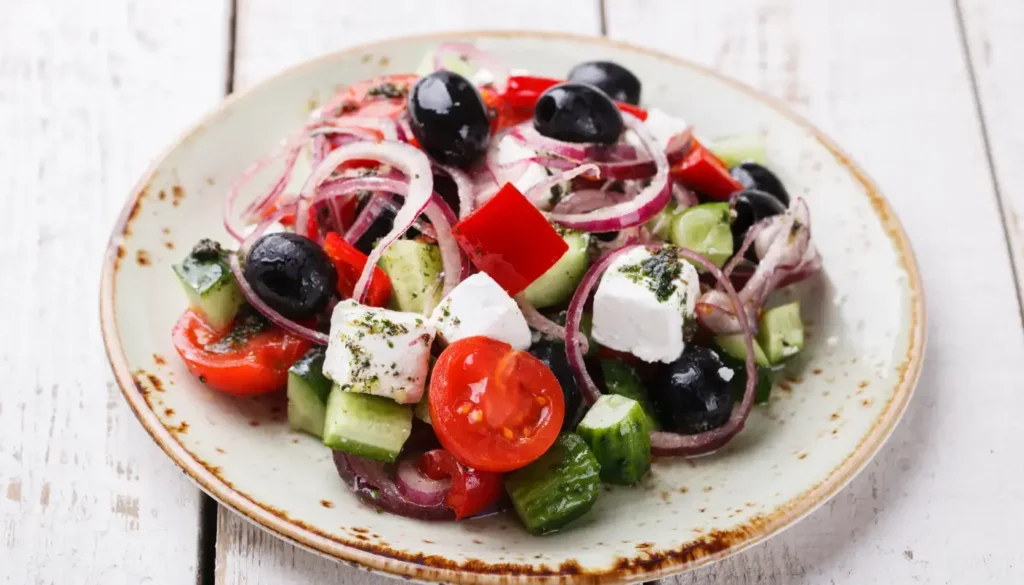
[670,139,743,200]
[504,75,648,121]
[451,183,569,295]
[321,232,393,307]
[419,449,503,520]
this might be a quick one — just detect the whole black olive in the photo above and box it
[528,341,584,430]
[407,71,491,168]
[649,345,734,434]
[568,61,642,105]
[730,189,787,254]
[730,162,790,206]
[244,233,337,320]
[533,83,623,144]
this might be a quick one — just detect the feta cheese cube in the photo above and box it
[492,136,563,209]
[591,247,701,363]
[323,300,435,404]
[643,108,691,148]
[431,273,532,350]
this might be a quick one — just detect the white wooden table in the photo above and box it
[3,1,1023,583]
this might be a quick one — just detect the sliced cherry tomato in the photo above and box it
[418,449,503,520]
[480,86,532,133]
[171,309,312,396]
[503,75,648,120]
[429,337,565,472]
[670,139,743,200]
[451,183,568,295]
[323,74,419,121]
[321,232,393,307]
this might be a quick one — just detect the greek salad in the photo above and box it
[170,43,819,534]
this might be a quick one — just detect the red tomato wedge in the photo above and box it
[322,232,392,307]
[670,139,743,200]
[429,337,565,472]
[171,310,312,396]
[418,450,503,520]
[451,183,568,295]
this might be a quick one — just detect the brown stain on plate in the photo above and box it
[171,185,185,207]
[100,30,927,585]
[136,249,150,266]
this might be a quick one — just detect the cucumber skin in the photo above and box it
[758,302,805,364]
[577,395,652,485]
[524,232,591,309]
[715,334,771,368]
[505,434,602,535]
[173,253,245,331]
[287,348,332,438]
[600,360,660,430]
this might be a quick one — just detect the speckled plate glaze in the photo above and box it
[100,31,925,585]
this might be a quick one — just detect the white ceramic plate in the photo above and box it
[100,31,925,585]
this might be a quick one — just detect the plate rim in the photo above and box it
[99,29,927,585]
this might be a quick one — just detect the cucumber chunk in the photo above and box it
[758,302,804,364]
[505,434,601,535]
[378,239,443,315]
[172,239,245,330]
[715,334,771,368]
[414,387,432,425]
[670,203,733,268]
[577,395,652,485]
[709,133,768,167]
[645,202,680,240]
[322,387,412,462]
[524,232,591,308]
[287,348,332,438]
[720,353,776,405]
[599,360,659,430]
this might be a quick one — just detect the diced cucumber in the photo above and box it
[287,348,332,438]
[715,334,771,368]
[758,302,804,364]
[172,239,245,330]
[720,353,776,405]
[414,387,432,425]
[524,232,591,309]
[505,434,602,535]
[599,360,659,430]
[577,395,651,485]
[378,239,443,315]
[709,133,767,167]
[322,387,412,462]
[670,203,733,268]
[645,202,680,240]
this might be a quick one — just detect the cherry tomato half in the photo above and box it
[429,337,565,472]
[171,309,313,396]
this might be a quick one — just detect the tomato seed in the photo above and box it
[468,409,483,424]
[501,427,514,441]
[534,396,548,406]
[457,402,472,415]
[522,427,532,438]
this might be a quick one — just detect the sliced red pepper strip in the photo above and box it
[670,139,743,200]
[504,75,648,120]
[322,232,393,307]
[451,183,569,295]
[418,449,503,520]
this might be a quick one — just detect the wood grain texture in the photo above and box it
[604,0,1024,582]
[959,0,1024,312]
[216,3,602,583]
[0,1,228,583]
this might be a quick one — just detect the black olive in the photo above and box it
[730,189,787,255]
[649,345,734,434]
[528,341,584,430]
[730,162,790,206]
[244,233,337,320]
[533,83,623,144]
[407,71,490,168]
[568,61,642,105]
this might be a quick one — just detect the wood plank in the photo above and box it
[959,0,1024,311]
[0,1,229,583]
[604,0,1024,582]
[217,3,601,583]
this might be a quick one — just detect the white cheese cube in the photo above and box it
[430,273,532,350]
[492,136,562,209]
[591,247,701,363]
[323,300,435,404]
[643,108,691,148]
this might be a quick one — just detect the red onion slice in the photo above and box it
[563,244,757,457]
[396,457,451,507]
[333,452,454,521]
[227,253,329,345]
[514,293,589,354]
[551,188,629,215]
[434,163,475,219]
[296,142,434,304]
[545,114,672,232]
[524,164,600,208]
